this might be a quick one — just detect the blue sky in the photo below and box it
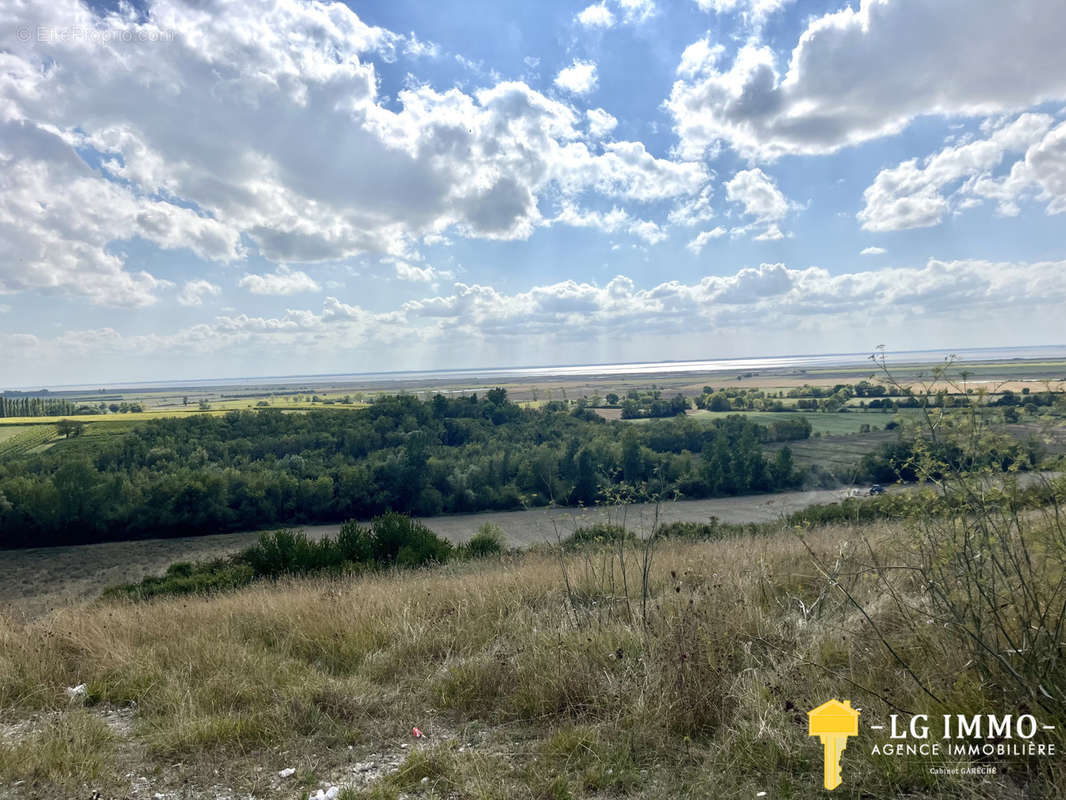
[2,0,1066,385]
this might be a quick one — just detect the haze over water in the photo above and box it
[29,345,1066,393]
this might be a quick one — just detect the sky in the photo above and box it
[2,0,1066,387]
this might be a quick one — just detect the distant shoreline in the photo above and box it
[9,343,1066,394]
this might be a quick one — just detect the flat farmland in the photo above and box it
[767,430,898,476]
[0,424,56,460]
[684,408,905,435]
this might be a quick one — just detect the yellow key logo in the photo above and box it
[808,699,860,790]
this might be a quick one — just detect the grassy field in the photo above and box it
[0,424,57,460]
[683,408,906,435]
[0,401,369,427]
[1,514,1061,799]
[0,487,867,620]
[767,431,900,476]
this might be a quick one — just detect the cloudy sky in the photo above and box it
[2,0,1065,386]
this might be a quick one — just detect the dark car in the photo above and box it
[869,484,885,496]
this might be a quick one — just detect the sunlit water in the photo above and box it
[31,344,1066,392]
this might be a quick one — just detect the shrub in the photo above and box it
[562,523,632,549]
[655,519,728,540]
[243,529,325,575]
[369,512,453,566]
[104,513,456,601]
[466,523,505,557]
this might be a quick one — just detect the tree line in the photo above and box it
[0,390,802,549]
[0,396,77,418]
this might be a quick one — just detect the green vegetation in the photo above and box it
[0,424,56,460]
[2,362,1066,798]
[105,513,475,600]
[0,391,801,549]
[0,395,78,418]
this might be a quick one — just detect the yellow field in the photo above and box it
[0,401,368,427]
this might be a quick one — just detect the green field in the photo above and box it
[0,424,57,460]
[767,430,898,476]
[682,408,907,435]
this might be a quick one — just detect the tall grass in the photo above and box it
[3,516,1061,798]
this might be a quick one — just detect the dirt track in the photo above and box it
[0,486,867,619]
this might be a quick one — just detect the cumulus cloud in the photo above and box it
[10,257,1066,381]
[238,267,321,295]
[686,227,727,254]
[177,280,222,306]
[859,114,1062,230]
[576,3,615,28]
[860,246,887,256]
[667,0,1066,159]
[577,0,655,27]
[693,0,791,26]
[668,186,717,227]
[391,260,453,282]
[20,257,1066,356]
[552,204,668,245]
[587,108,619,138]
[616,0,656,24]
[0,120,239,306]
[724,168,794,238]
[0,0,706,307]
[554,60,599,95]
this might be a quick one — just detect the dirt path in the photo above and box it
[0,486,867,619]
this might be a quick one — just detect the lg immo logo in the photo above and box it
[807,699,1059,791]
[808,699,859,791]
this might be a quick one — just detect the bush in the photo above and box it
[562,523,632,549]
[655,519,730,540]
[466,523,505,557]
[243,529,327,576]
[369,512,452,566]
[103,561,255,601]
[104,513,456,601]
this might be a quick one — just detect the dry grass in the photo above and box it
[0,521,1060,799]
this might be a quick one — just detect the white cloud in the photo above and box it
[0,0,706,310]
[668,0,1066,159]
[686,227,727,254]
[859,114,1059,230]
[0,120,239,307]
[392,260,452,282]
[238,267,321,295]
[403,34,440,59]
[693,0,790,26]
[970,121,1066,217]
[752,224,784,241]
[554,60,599,96]
[177,280,222,306]
[668,186,717,227]
[576,3,615,28]
[860,246,887,256]
[677,38,725,80]
[11,258,1066,380]
[616,0,656,24]
[724,168,793,238]
[578,0,654,28]
[552,204,667,245]
[124,259,1066,342]
[587,108,618,138]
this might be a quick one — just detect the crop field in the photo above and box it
[683,408,905,435]
[0,424,56,461]
[767,430,898,478]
